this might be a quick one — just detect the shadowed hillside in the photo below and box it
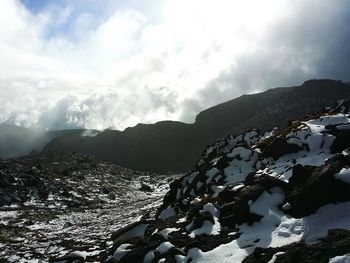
[43,79,350,173]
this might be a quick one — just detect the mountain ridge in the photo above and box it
[43,79,350,173]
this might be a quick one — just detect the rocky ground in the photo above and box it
[0,152,180,262]
[4,98,350,263]
[103,98,350,263]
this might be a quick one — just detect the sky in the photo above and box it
[0,0,350,131]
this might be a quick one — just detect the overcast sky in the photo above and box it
[1,0,349,130]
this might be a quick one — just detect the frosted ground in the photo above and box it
[0,153,180,262]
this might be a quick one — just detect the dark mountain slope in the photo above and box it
[44,79,350,173]
[195,79,349,137]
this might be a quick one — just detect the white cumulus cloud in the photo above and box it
[0,0,349,130]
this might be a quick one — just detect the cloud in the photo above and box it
[1,0,350,131]
[193,0,350,109]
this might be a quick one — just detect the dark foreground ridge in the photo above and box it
[43,79,350,173]
[91,97,350,262]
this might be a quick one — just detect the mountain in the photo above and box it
[98,97,350,263]
[3,83,350,262]
[0,125,98,159]
[43,79,350,173]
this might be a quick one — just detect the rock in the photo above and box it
[286,155,350,218]
[243,229,350,263]
[263,137,301,159]
[0,193,19,206]
[219,181,286,228]
[22,174,42,187]
[99,186,110,194]
[288,164,312,186]
[331,130,350,153]
[157,177,184,217]
[0,174,15,188]
[111,221,148,242]
[139,183,153,192]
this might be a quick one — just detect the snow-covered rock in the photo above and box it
[99,98,350,262]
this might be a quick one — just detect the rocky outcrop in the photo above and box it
[243,229,350,263]
[103,97,350,263]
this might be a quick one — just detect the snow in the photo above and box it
[115,224,148,242]
[189,220,220,237]
[267,252,285,263]
[227,147,253,160]
[156,242,174,253]
[146,113,350,261]
[158,206,176,220]
[176,217,187,223]
[67,111,350,263]
[159,227,180,237]
[188,203,221,237]
[335,168,350,184]
[329,255,350,263]
[302,201,350,243]
[144,250,155,263]
[282,202,291,211]
[110,243,131,261]
[68,250,100,259]
[224,149,259,184]
[0,210,19,223]
[261,143,333,182]
[191,197,202,205]
[343,149,350,156]
[304,114,349,132]
[238,191,350,251]
[249,188,283,215]
[181,240,250,263]
[179,190,350,262]
[200,203,217,215]
[233,184,244,191]
[260,115,337,183]
[243,130,260,146]
[206,168,219,182]
[144,242,174,263]
[238,187,304,249]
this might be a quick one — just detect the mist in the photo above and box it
[0,0,350,131]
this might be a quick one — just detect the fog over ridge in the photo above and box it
[0,0,350,130]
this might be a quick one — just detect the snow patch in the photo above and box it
[110,243,131,261]
[267,252,285,263]
[329,254,350,263]
[335,168,350,184]
[115,224,148,242]
[183,240,250,263]
[158,206,176,220]
[159,228,180,237]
